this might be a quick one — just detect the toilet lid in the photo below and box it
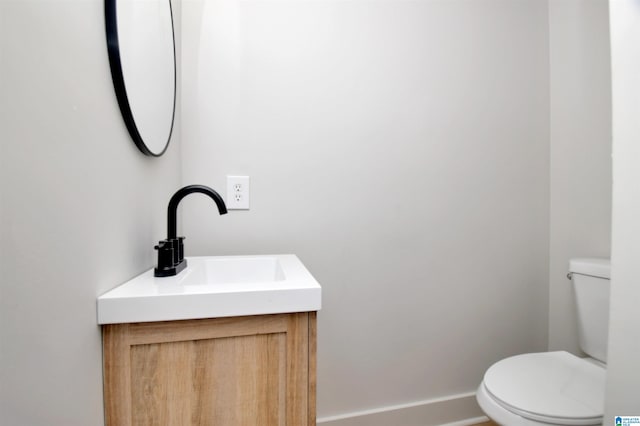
[483,351,605,425]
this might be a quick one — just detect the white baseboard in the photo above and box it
[316,392,488,426]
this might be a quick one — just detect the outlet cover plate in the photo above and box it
[226,175,250,210]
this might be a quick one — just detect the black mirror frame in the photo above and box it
[104,0,177,157]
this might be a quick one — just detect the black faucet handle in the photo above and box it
[154,238,188,277]
[154,240,175,277]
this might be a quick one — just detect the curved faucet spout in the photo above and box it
[167,184,227,239]
[155,185,227,277]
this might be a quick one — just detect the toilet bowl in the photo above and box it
[476,351,605,425]
[476,258,610,426]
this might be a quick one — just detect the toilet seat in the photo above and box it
[482,351,605,425]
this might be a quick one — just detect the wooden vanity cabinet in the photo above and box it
[102,312,316,426]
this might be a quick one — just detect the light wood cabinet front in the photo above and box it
[103,312,316,426]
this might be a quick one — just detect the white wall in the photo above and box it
[0,1,181,424]
[547,0,612,355]
[181,0,550,423]
[605,0,640,418]
[2,1,622,424]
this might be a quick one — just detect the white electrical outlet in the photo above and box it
[226,176,250,210]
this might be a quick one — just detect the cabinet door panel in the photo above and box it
[103,313,312,426]
[130,334,286,426]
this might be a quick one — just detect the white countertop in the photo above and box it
[97,255,321,324]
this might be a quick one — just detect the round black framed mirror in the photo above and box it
[105,0,177,157]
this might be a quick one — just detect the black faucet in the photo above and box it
[154,185,227,277]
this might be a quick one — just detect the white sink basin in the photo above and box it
[185,256,285,285]
[97,255,321,324]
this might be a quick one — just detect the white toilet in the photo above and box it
[476,258,610,426]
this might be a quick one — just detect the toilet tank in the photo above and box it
[569,258,611,363]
